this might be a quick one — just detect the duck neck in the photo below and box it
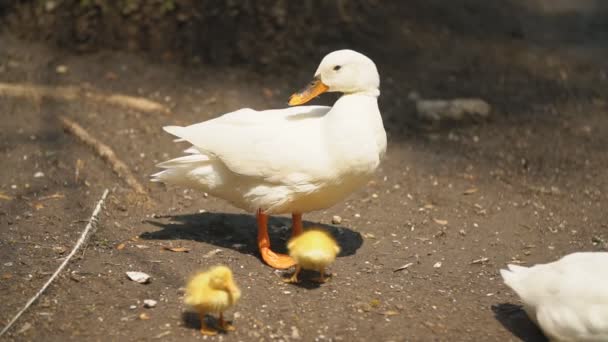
[333,89,380,110]
[342,88,380,98]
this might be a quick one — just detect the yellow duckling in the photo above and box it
[184,265,241,335]
[286,228,341,283]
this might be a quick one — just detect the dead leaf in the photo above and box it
[433,218,448,226]
[2,273,13,279]
[53,246,67,254]
[162,246,190,253]
[369,299,381,308]
[154,331,171,339]
[75,159,84,182]
[34,203,44,210]
[471,257,489,265]
[383,310,399,316]
[38,193,64,201]
[138,313,150,320]
[393,263,413,272]
[202,248,222,258]
[463,187,478,195]
[116,243,126,250]
[0,192,12,200]
[363,233,376,239]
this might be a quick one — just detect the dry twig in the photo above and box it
[0,82,170,114]
[60,116,147,194]
[0,189,109,338]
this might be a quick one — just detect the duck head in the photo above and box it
[208,265,241,304]
[289,49,380,106]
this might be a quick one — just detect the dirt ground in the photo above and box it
[1,2,608,341]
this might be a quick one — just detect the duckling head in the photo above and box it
[208,265,241,303]
[289,49,379,105]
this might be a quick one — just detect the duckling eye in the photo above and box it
[333,65,341,71]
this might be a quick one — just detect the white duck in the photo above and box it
[152,50,386,269]
[500,252,608,342]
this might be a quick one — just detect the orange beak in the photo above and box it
[288,77,329,106]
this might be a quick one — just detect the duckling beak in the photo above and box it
[288,76,329,106]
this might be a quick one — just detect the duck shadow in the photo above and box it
[492,303,548,342]
[279,269,337,290]
[141,212,363,259]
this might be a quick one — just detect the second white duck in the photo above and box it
[152,50,386,269]
[500,252,608,342]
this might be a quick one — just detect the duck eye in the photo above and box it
[333,65,341,71]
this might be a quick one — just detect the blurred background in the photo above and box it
[3,0,608,65]
[2,0,608,129]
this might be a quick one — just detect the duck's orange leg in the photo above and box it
[257,209,295,269]
[291,213,303,238]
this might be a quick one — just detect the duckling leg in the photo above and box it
[291,213,303,238]
[198,311,217,336]
[219,312,236,332]
[257,209,296,269]
[312,267,328,283]
[283,264,301,283]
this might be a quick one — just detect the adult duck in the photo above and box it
[152,50,386,269]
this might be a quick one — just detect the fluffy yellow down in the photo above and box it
[184,265,241,313]
[287,229,340,271]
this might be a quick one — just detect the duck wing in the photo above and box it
[163,105,332,183]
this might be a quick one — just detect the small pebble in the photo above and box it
[433,262,442,268]
[331,215,342,224]
[55,65,68,74]
[44,1,57,11]
[291,326,301,340]
[143,299,158,308]
[34,172,45,178]
[126,271,151,284]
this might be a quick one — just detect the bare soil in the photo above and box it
[1,1,608,341]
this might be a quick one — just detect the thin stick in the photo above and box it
[0,189,109,338]
[0,82,171,114]
[59,116,147,195]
